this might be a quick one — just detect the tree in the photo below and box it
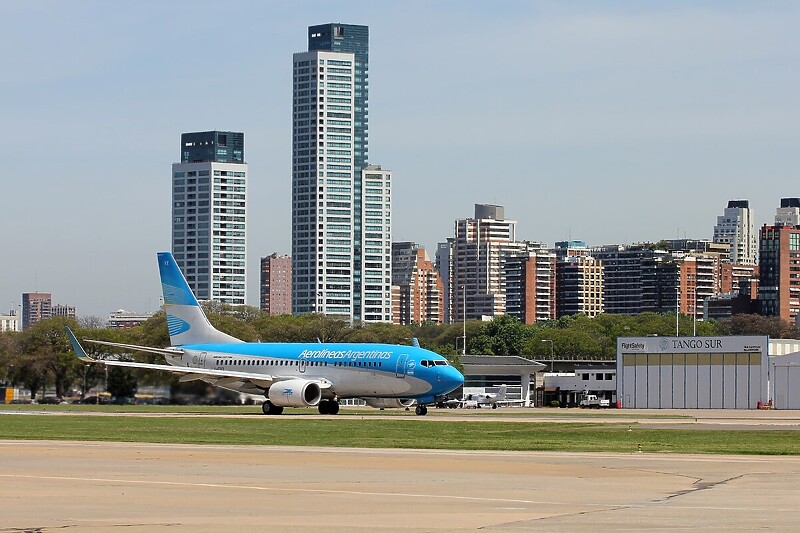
[717,314,799,338]
[469,315,529,356]
[78,315,106,329]
[106,367,137,399]
[345,323,411,344]
[0,332,17,385]
[18,317,82,398]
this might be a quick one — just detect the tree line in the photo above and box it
[1,305,797,401]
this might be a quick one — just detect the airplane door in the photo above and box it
[198,352,207,368]
[395,354,408,378]
[298,359,307,373]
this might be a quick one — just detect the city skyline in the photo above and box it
[2,2,798,318]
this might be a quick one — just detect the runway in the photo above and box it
[1,440,798,531]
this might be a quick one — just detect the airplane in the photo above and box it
[445,385,512,409]
[65,251,464,416]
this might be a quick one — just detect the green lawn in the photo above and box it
[0,410,797,455]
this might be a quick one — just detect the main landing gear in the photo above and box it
[318,399,340,415]
[415,405,428,416]
[261,400,284,415]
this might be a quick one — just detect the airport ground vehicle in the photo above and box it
[579,394,610,408]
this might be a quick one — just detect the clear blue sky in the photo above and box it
[2,1,798,318]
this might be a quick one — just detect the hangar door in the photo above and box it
[773,359,800,409]
[621,352,766,409]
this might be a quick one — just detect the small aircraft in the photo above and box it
[66,252,464,415]
[446,385,510,409]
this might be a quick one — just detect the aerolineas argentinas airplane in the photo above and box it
[66,252,464,415]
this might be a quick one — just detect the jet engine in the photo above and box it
[364,398,415,409]
[267,379,322,407]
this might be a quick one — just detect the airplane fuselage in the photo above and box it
[170,342,463,403]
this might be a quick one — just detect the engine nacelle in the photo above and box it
[268,379,322,407]
[364,398,415,409]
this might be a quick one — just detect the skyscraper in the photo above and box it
[775,198,800,226]
[556,256,604,318]
[172,131,247,304]
[21,292,51,330]
[504,246,557,324]
[451,204,528,321]
[713,200,757,265]
[392,242,444,325]
[293,23,390,322]
[758,224,800,321]
[260,253,292,315]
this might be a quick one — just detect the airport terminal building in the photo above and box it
[617,336,769,409]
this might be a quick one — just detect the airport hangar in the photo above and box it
[617,336,800,409]
[460,355,546,406]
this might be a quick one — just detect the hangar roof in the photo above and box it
[461,355,546,376]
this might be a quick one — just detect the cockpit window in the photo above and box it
[434,360,448,366]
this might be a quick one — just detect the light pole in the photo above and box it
[542,339,554,372]
[461,285,466,356]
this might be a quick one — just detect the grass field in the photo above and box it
[1,406,797,455]
[0,403,690,418]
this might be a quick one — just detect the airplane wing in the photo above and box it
[64,327,332,390]
[82,339,183,357]
[495,399,527,406]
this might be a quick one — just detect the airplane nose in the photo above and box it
[439,366,464,394]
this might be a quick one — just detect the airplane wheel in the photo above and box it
[492,404,498,409]
[318,400,340,415]
[415,405,428,416]
[262,400,283,415]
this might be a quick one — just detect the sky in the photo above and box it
[1,1,798,318]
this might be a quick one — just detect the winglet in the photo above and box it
[65,326,96,362]
[412,338,420,348]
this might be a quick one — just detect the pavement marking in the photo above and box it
[2,473,796,514]
[0,473,543,505]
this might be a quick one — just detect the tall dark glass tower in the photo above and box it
[181,131,244,164]
[172,130,248,304]
[307,23,369,319]
[308,24,368,171]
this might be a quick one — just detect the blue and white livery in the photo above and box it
[66,252,464,415]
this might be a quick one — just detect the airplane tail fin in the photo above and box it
[496,384,507,400]
[157,252,242,346]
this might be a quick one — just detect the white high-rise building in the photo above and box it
[292,49,356,317]
[775,198,800,226]
[452,204,527,322]
[712,200,757,265]
[172,131,247,304]
[0,310,20,332]
[291,39,390,322]
[360,165,392,322]
[435,239,455,323]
